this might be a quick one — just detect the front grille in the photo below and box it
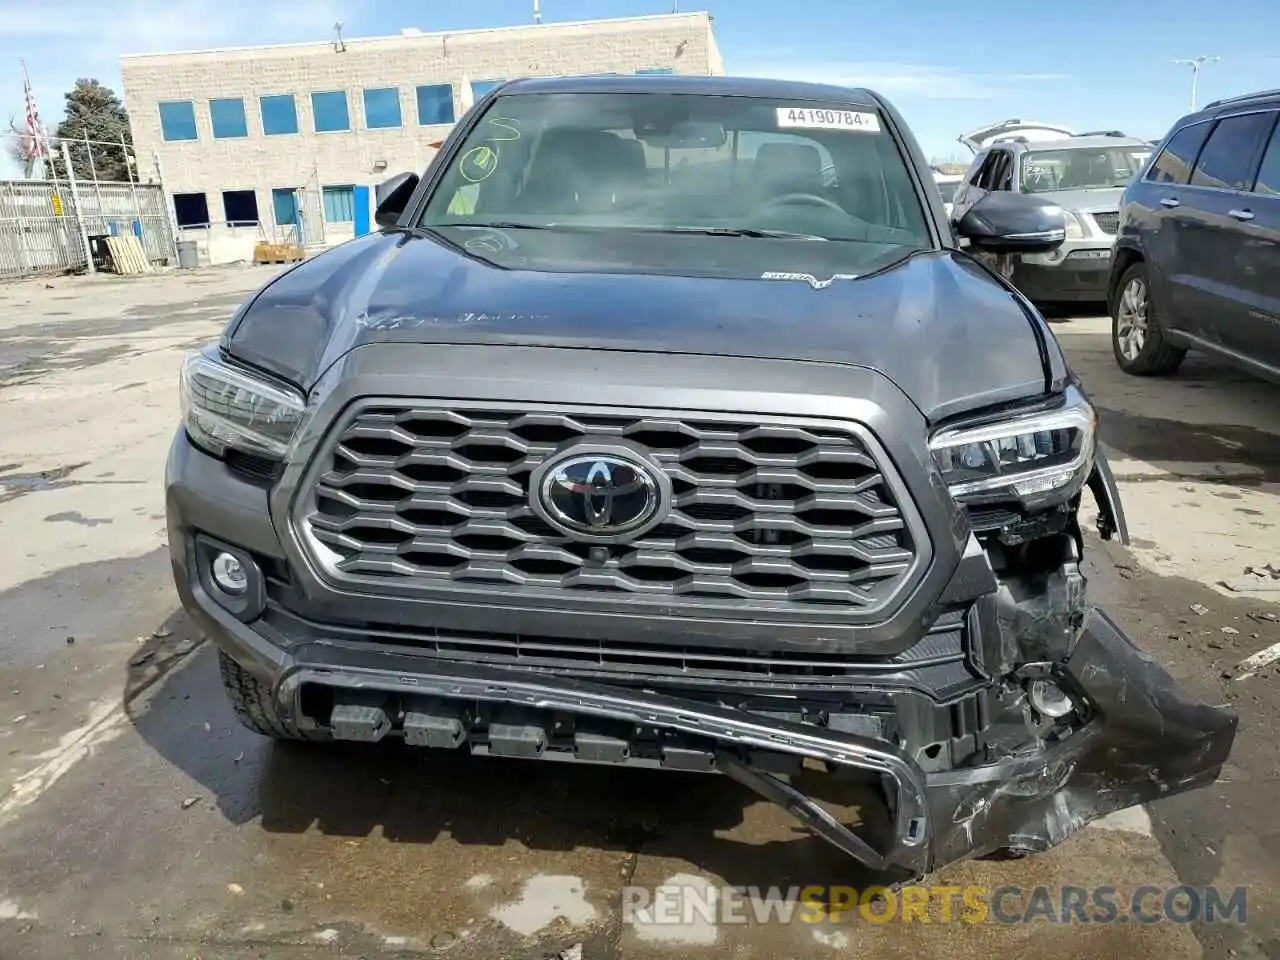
[1092,211,1120,235]
[299,403,923,613]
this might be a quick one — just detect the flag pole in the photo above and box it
[21,59,50,179]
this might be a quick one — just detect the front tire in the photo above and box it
[1111,262,1185,376]
[218,650,318,740]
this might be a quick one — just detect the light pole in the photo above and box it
[1173,56,1220,111]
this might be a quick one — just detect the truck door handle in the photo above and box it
[1159,197,1180,208]
[1228,209,1255,221]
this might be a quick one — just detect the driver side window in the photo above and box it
[993,152,1014,191]
[979,150,1012,191]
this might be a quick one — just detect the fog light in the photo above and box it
[1028,678,1074,719]
[211,552,248,596]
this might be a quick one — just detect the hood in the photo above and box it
[1034,186,1126,213]
[224,228,1054,423]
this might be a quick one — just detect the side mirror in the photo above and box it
[373,172,420,229]
[954,192,1066,254]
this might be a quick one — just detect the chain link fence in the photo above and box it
[0,133,178,280]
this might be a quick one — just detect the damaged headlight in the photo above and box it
[179,351,305,460]
[929,388,1097,506]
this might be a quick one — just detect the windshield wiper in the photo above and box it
[639,226,827,241]
[441,222,826,240]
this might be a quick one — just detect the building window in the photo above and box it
[323,185,356,222]
[363,87,402,129]
[209,97,248,138]
[172,192,209,228]
[470,80,504,100]
[271,188,300,227]
[312,90,350,132]
[158,101,197,141]
[416,84,455,125]
[260,94,298,136]
[222,190,259,225]
[635,67,674,75]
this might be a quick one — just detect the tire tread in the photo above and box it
[218,650,314,740]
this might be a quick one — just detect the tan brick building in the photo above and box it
[120,11,725,263]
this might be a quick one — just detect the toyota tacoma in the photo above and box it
[166,75,1236,880]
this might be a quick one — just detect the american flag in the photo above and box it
[21,61,48,161]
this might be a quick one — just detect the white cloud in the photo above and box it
[730,59,1069,100]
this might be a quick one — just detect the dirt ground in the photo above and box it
[0,267,1276,959]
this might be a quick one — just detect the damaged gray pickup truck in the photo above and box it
[166,75,1236,881]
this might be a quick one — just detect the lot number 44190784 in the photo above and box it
[775,107,881,132]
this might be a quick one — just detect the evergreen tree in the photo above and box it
[54,79,132,182]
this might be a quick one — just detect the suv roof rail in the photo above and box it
[1075,129,1128,137]
[1204,88,1280,109]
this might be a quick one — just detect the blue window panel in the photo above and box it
[322,185,355,222]
[312,90,350,132]
[363,87,401,129]
[158,101,197,141]
[415,84,455,125]
[271,188,299,227]
[635,67,674,75]
[260,95,298,135]
[209,97,247,138]
[470,80,504,100]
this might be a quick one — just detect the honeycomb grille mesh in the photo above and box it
[1092,211,1120,235]
[300,405,920,610]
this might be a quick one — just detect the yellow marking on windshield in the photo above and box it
[460,145,500,183]
[486,117,521,141]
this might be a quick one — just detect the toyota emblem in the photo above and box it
[530,449,669,539]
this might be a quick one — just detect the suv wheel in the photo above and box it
[1112,263,1185,376]
[218,650,321,741]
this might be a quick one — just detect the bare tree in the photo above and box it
[6,115,37,178]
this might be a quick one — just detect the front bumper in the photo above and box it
[1014,242,1114,303]
[178,526,1237,881]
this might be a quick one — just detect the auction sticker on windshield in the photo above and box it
[776,107,881,132]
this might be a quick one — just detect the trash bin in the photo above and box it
[87,234,111,272]
[176,239,199,269]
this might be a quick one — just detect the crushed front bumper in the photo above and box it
[197,585,1236,881]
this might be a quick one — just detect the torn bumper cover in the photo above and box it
[265,605,1235,880]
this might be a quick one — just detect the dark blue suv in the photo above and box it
[1108,89,1280,381]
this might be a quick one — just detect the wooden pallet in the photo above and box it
[104,235,152,275]
[253,241,305,264]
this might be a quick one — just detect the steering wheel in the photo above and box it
[755,192,847,215]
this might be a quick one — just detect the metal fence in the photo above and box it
[0,133,177,280]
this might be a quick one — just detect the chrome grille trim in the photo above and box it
[295,400,929,618]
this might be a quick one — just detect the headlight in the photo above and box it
[179,352,305,460]
[1061,210,1086,240]
[929,390,1097,505]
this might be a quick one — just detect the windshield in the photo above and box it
[418,91,932,250]
[1020,146,1151,193]
[935,180,960,203]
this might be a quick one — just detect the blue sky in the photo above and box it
[3,0,1279,172]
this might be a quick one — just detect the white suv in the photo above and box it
[950,120,1151,308]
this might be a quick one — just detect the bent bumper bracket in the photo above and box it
[716,751,891,872]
